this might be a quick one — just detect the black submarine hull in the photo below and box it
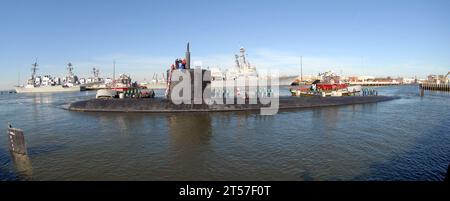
[68,96,399,113]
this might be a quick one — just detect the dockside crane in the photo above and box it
[443,71,450,84]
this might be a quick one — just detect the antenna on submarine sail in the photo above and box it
[186,42,191,69]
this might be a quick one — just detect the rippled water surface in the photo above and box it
[0,86,449,181]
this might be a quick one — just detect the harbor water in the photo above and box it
[0,85,449,181]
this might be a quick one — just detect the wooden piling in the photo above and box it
[7,125,28,155]
[419,84,424,97]
[6,124,33,180]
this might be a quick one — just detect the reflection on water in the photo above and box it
[166,114,213,180]
[10,152,33,180]
[312,106,340,131]
[31,94,54,105]
[0,86,449,181]
[168,114,212,146]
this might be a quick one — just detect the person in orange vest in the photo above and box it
[182,59,187,69]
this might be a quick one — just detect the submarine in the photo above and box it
[68,43,399,114]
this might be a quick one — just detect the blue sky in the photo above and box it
[0,0,449,90]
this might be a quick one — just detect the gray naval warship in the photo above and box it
[16,61,85,93]
[68,43,398,114]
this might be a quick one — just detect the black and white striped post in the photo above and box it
[7,123,33,180]
[7,123,28,155]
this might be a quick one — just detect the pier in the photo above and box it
[349,81,401,86]
[0,90,16,94]
[419,83,450,92]
[82,81,108,91]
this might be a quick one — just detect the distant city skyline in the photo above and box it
[1,0,449,90]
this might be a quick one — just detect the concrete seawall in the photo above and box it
[68,96,399,113]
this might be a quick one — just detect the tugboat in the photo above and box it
[15,60,86,93]
[289,71,362,97]
[96,74,155,99]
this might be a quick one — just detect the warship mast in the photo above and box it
[234,54,241,69]
[92,67,99,78]
[28,58,39,86]
[240,47,247,69]
[67,63,74,77]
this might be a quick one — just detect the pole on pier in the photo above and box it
[300,56,303,82]
[113,60,116,82]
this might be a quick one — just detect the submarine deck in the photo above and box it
[68,96,399,113]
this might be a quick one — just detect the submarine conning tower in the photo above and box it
[167,43,211,104]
